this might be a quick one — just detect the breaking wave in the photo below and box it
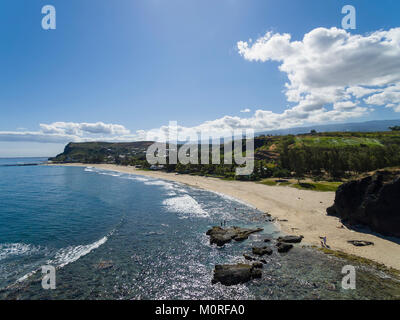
[210,191,256,209]
[0,243,43,261]
[162,194,209,218]
[84,167,121,177]
[15,230,114,284]
[144,180,175,190]
[50,236,108,268]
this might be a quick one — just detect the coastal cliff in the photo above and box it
[49,141,154,164]
[327,170,400,238]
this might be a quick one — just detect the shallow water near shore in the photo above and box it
[0,162,399,299]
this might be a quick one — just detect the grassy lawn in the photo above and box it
[295,136,383,148]
[291,181,342,192]
[259,179,291,187]
[259,179,278,186]
[259,178,342,192]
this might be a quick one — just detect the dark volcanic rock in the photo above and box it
[252,246,273,256]
[243,254,256,261]
[252,262,263,269]
[277,235,304,243]
[276,242,293,253]
[327,170,400,238]
[348,240,374,247]
[212,264,262,286]
[206,226,263,246]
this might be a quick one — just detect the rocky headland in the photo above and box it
[327,170,400,238]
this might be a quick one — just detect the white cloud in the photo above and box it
[142,27,400,140]
[0,122,132,144]
[333,100,358,111]
[0,131,76,143]
[39,122,130,136]
[346,86,381,99]
[364,83,400,112]
[240,108,251,113]
[2,27,400,148]
[238,27,400,116]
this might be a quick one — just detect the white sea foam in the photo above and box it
[163,195,209,218]
[210,191,256,209]
[144,180,189,195]
[51,236,108,268]
[0,243,42,261]
[99,172,121,177]
[84,167,121,177]
[126,176,150,182]
[84,167,190,195]
[15,233,112,284]
[17,270,38,283]
[144,180,175,190]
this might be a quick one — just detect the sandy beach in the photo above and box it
[53,163,400,271]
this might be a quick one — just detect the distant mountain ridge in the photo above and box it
[256,119,400,136]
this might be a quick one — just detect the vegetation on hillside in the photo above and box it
[49,141,154,165]
[50,130,400,183]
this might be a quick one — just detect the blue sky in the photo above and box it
[1,0,400,156]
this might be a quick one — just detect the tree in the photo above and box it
[291,149,306,183]
[389,126,400,131]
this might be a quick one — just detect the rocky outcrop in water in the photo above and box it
[212,264,262,286]
[276,242,293,253]
[327,170,400,238]
[206,226,263,246]
[243,254,256,261]
[252,246,273,256]
[252,262,263,269]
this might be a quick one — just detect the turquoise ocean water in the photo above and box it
[0,159,399,299]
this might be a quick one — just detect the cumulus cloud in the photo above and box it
[364,83,400,112]
[144,27,400,140]
[39,122,130,136]
[0,122,133,144]
[2,27,400,146]
[0,131,76,143]
[238,27,400,118]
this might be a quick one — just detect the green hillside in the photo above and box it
[49,141,154,164]
[294,136,383,148]
[50,130,400,184]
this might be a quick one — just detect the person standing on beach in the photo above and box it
[320,236,329,248]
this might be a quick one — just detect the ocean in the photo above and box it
[0,159,399,299]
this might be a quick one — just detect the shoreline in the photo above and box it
[50,163,400,272]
